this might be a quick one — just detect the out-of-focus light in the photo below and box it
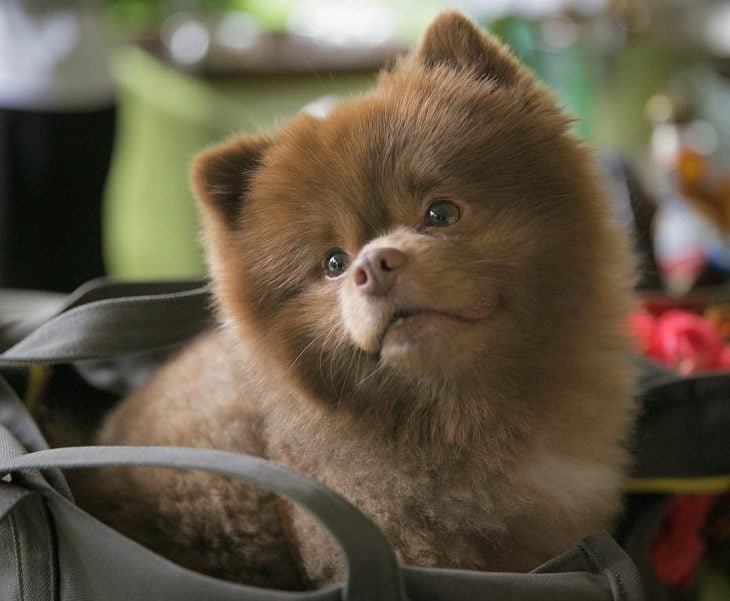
[541,18,578,49]
[456,0,608,19]
[646,94,673,124]
[520,0,568,19]
[301,95,339,119]
[288,0,396,46]
[453,0,513,19]
[706,4,730,56]
[161,13,210,66]
[685,121,719,157]
[651,123,681,170]
[216,12,259,53]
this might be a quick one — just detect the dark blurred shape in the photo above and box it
[0,0,115,293]
[604,155,663,290]
[0,108,114,292]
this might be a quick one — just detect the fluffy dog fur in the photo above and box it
[74,12,638,590]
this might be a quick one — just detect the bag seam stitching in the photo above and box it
[580,540,628,601]
[9,511,25,601]
[43,502,57,601]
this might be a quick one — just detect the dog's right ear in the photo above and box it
[191,133,272,230]
[416,11,523,86]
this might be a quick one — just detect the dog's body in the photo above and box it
[75,12,638,590]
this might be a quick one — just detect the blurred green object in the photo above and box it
[104,46,377,278]
[488,16,595,139]
[488,15,699,154]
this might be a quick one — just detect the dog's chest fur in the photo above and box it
[266,417,505,580]
[260,387,619,582]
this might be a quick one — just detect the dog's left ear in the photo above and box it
[417,11,524,86]
[191,133,273,230]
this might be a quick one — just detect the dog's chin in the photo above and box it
[366,302,493,377]
[383,310,467,347]
[379,311,480,368]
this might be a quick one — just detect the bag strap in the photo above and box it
[0,278,212,366]
[0,375,73,497]
[0,444,406,601]
[58,278,210,312]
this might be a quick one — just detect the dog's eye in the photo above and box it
[325,250,349,278]
[426,200,461,227]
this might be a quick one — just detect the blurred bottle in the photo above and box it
[0,0,115,292]
[648,89,730,295]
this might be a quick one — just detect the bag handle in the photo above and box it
[0,279,212,366]
[0,445,406,601]
[59,278,209,313]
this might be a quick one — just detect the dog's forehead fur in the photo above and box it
[189,12,635,419]
[194,12,585,281]
[242,67,573,259]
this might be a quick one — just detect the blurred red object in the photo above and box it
[630,308,730,374]
[651,495,718,592]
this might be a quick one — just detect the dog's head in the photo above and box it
[191,12,635,433]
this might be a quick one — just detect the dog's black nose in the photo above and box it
[352,247,406,295]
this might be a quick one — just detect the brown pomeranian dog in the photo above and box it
[75,11,638,590]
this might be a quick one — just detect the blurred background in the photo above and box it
[1,0,730,296]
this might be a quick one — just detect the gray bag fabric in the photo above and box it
[0,278,644,601]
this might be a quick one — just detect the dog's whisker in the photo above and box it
[338,347,360,402]
[357,360,386,387]
[289,332,326,370]
[318,323,340,377]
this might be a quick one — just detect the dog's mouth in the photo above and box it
[389,308,427,327]
[380,295,500,348]
[388,308,463,328]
